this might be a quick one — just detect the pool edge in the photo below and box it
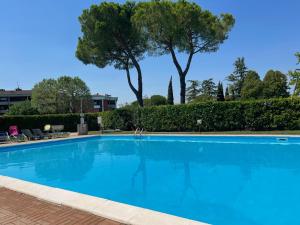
[1,133,300,149]
[0,175,209,225]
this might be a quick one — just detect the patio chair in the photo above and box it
[21,129,40,141]
[32,129,50,139]
[51,125,70,138]
[0,131,10,143]
[43,125,70,138]
[9,126,26,141]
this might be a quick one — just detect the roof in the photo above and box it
[92,94,118,101]
[0,90,32,97]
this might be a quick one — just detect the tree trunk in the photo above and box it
[137,94,144,107]
[169,46,193,104]
[180,75,186,104]
[125,66,144,107]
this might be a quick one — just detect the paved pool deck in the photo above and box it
[0,187,124,225]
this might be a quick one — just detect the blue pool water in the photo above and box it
[0,135,300,225]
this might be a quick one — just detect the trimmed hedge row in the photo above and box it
[1,98,299,132]
[100,98,300,131]
[0,113,100,132]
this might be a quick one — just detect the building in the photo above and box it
[0,89,32,114]
[0,90,117,114]
[91,94,118,112]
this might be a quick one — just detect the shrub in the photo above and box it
[100,108,134,131]
[0,113,99,132]
[108,98,300,132]
[0,98,299,132]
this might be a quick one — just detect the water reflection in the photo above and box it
[34,142,95,181]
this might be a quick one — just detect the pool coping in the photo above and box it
[0,175,209,225]
[1,133,300,148]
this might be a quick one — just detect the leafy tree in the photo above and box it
[288,53,300,96]
[32,79,58,114]
[262,70,289,98]
[186,80,200,102]
[143,98,152,107]
[216,82,225,101]
[76,2,147,107]
[134,0,235,104]
[288,70,300,96]
[227,57,248,98]
[150,95,167,106]
[241,70,263,99]
[131,95,167,107]
[6,100,39,115]
[167,76,174,105]
[32,76,92,114]
[56,76,91,113]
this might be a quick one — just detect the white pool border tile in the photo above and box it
[0,133,299,148]
[0,176,209,225]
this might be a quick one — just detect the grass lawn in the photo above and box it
[89,130,300,135]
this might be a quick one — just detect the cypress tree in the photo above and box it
[216,82,225,101]
[225,86,230,100]
[167,76,174,105]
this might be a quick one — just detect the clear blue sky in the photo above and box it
[0,0,299,105]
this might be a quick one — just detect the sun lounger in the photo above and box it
[50,125,70,138]
[0,132,10,143]
[21,129,40,140]
[43,125,70,138]
[32,129,50,139]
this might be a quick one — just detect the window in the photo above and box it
[107,100,116,105]
[0,97,8,102]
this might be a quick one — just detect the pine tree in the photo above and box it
[186,80,200,102]
[167,76,174,105]
[216,82,225,101]
[199,79,217,97]
[227,57,248,98]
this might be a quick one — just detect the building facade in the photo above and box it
[0,90,32,114]
[91,94,118,112]
[0,90,117,114]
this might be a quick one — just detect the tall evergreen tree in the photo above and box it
[167,76,174,105]
[76,2,147,107]
[296,52,300,64]
[186,80,200,102]
[216,82,225,101]
[225,86,230,100]
[200,79,217,97]
[227,57,248,98]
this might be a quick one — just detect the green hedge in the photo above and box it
[101,98,300,132]
[1,98,300,132]
[100,109,134,131]
[0,113,100,132]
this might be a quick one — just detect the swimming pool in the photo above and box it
[0,135,299,225]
